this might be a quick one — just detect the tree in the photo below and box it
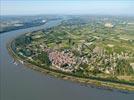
[115,59,134,75]
[38,52,51,66]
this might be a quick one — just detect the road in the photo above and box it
[0,20,134,100]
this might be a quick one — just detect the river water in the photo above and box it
[0,20,134,100]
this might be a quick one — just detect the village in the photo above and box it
[13,16,134,82]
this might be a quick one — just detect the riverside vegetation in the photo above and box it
[11,15,134,91]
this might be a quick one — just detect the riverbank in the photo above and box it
[7,39,134,92]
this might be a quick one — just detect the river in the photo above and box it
[0,20,134,100]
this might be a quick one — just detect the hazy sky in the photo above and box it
[1,0,134,16]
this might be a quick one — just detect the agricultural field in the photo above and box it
[13,15,134,85]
